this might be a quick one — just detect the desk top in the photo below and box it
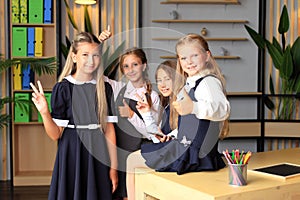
[135,148,300,200]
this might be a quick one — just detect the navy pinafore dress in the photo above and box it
[141,77,226,175]
[48,79,114,200]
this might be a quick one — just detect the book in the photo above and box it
[250,163,300,180]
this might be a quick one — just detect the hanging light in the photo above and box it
[75,0,97,5]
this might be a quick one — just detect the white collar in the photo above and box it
[186,73,204,88]
[125,81,146,94]
[64,75,96,85]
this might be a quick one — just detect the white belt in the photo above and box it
[66,124,101,129]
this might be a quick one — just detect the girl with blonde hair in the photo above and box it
[30,32,118,200]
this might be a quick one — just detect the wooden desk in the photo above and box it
[135,148,300,200]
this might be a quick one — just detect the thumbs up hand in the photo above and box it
[172,89,193,115]
[98,25,112,43]
[118,99,134,118]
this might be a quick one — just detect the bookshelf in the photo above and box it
[9,0,58,186]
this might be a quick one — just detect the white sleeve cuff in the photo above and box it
[52,118,69,127]
[107,116,118,123]
[191,101,198,115]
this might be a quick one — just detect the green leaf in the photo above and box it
[13,98,31,113]
[272,37,282,52]
[269,76,275,95]
[61,43,69,60]
[278,5,289,34]
[263,96,275,110]
[244,25,266,49]
[266,40,283,70]
[0,57,57,76]
[280,45,293,79]
[291,37,300,75]
[84,5,93,34]
[63,0,78,30]
[293,74,300,93]
[0,114,10,128]
[103,41,126,78]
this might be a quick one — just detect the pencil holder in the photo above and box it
[228,163,247,186]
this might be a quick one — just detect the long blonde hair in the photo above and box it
[155,60,178,130]
[173,33,229,139]
[58,32,108,131]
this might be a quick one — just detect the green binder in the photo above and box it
[20,0,28,23]
[38,92,52,122]
[14,93,31,122]
[28,0,43,23]
[12,27,27,57]
[12,0,20,23]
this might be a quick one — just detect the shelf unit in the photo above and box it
[152,1,263,142]
[9,1,58,186]
[151,17,248,61]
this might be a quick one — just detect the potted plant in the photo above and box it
[0,56,56,128]
[245,5,300,120]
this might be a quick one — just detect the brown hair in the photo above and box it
[119,47,153,107]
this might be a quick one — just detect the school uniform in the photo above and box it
[48,75,115,200]
[105,78,160,198]
[141,75,230,175]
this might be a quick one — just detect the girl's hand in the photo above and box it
[98,25,112,43]
[172,89,193,115]
[154,128,173,143]
[119,99,134,118]
[30,81,49,115]
[135,93,150,114]
[109,168,118,193]
[156,133,173,143]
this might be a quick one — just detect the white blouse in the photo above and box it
[180,74,230,121]
[104,76,161,142]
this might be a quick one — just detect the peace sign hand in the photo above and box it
[30,81,49,115]
[135,93,150,114]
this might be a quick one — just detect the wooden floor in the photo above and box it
[0,181,49,200]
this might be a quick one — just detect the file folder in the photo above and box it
[12,27,27,57]
[28,0,43,23]
[14,93,31,122]
[43,0,53,23]
[22,65,34,90]
[12,0,20,23]
[38,92,52,122]
[27,27,35,57]
[20,0,28,23]
[13,65,22,90]
[34,27,43,57]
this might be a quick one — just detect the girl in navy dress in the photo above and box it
[126,34,230,200]
[30,32,118,200]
